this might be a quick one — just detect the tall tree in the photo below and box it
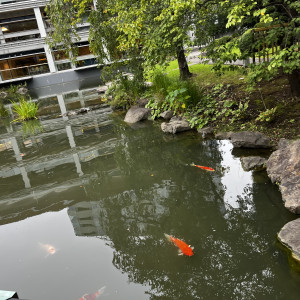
[46,0,222,80]
[205,0,300,96]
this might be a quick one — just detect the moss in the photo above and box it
[276,238,300,273]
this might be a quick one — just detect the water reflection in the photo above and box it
[0,104,299,299]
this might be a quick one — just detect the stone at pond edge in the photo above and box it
[278,218,300,262]
[231,131,271,148]
[277,138,290,150]
[266,139,300,214]
[198,127,214,138]
[124,106,151,123]
[215,131,233,140]
[160,110,174,120]
[161,116,192,134]
[0,91,8,99]
[137,98,149,108]
[240,156,267,171]
[17,87,28,95]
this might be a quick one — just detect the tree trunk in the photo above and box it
[288,69,300,97]
[176,44,192,80]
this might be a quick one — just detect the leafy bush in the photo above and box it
[11,97,39,122]
[255,107,277,123]
[105,73,146,110]
[146,70,204,118]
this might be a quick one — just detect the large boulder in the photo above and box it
[240,156,267,171]
[124,106,151,123]
[161,116,192,134]
[266,140,300,214]
[215,131,233,140]
[231,131,271,148]
[160,110,174,120]
[278,218,300,262]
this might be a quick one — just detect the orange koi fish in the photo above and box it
[191,163,215,172]
[79,286,106,300]
[39,243,56,256]
[164,234,194,256]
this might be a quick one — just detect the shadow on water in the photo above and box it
[0,101,299,300]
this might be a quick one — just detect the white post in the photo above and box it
[66,125,83,176]
[44,43,57,73]
[57,94,67,115]
[34,7,57,72]
[0,27,5,45]
[34,7,47,38]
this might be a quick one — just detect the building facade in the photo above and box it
[0,0,96,84]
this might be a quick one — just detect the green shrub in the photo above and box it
[255,107,277,123]
[106,74,146,110]
[147,70,204,118]
[11,97,39,122]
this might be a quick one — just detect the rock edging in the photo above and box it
[278,218,300,263]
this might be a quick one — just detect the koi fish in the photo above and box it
[191,163,215,172]
[79,286,106,300]
[39,243,56,256]
[164,234,194,256]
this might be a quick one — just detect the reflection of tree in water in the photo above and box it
[68,119,294,299]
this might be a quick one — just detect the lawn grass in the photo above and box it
[163,61,246,86]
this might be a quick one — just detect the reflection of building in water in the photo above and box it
[68,183,172,237]
[0,105,115,191]
[69,202,108,237]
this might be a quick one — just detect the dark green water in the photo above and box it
[0,106,299,300]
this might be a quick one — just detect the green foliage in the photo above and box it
[185,84,249,130]
[0,101,8,117]
[105,73,146,110]
[255,107,277,123]
[146,70,204,119]
[207,0,300,93]
[11,97,39,122]
[21,119,44,137]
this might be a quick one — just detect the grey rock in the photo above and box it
[161,117,192,134]
[266,139,300,214]
[96,86,108,94]
[215,131,233,140]
[240,156,267,171]
[231,131,271,148]
[278,218,300,262]
[277,138,290,150]
[124,106,151,123]
[17,87,28,95]
[160,110,174,120]
[198,127,214,138]
[0,91,8,98]
[137,98,149,108]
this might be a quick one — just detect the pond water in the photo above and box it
[0,100,299,300]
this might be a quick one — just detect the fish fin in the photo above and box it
[178,250,184,256]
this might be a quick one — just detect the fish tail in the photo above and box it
[190,162,195,167]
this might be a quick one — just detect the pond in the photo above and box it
[0,96,299,300]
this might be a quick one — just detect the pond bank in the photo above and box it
[124,104,300,265]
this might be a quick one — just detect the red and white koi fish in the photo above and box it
[191,163,215,172]
[164,234,194,256]
[79,286,106,300]
[39,243,56,256]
